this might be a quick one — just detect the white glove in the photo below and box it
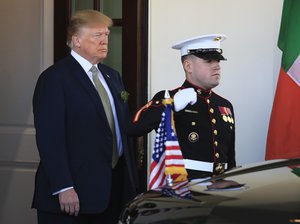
[173,88,197,112]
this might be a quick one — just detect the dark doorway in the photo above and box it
[53,0,148,192]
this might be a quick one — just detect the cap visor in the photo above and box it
[193,52,226,61]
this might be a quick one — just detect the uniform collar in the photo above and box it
[182,80,212,98]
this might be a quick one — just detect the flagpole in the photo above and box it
[164,90,174,187]
[166,174,173,187]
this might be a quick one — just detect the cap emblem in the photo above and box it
[214,36,222,41]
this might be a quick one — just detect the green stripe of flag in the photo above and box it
[278,0,300,72]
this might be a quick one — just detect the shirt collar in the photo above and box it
[71,50,97,73]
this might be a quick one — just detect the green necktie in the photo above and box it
[90,66,119,168]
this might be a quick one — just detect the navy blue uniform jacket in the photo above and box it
[32,55,138,214]
[129,80,236,178]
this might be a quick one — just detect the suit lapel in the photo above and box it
[66,56,110,127]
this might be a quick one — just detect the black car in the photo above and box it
[119,158,300,224]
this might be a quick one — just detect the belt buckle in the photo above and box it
[213,162,225,175]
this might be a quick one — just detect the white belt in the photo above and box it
[184,159,228,172]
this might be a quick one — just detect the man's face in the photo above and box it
[72,25,110,64]
[184,56,221,90]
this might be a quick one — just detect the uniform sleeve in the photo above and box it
[227,105,236,169]
[126,91,166,136]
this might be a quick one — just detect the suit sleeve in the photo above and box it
[33,69,73,194]
[126,91,167,137]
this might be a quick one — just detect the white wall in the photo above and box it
[148,0,283,165]
[0,0,53,223]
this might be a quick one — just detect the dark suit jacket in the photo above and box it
[32,55,138,214]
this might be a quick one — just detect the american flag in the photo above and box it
[159,180,191,199]
[149,99,191,198]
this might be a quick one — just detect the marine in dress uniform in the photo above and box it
[128,34,236,179]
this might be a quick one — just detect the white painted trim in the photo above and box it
[0,126,35,135]
[41,0,54,71]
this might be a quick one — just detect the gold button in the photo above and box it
[209,108,214,113]
[212,118,216,124]
[214,141,218,146]
[215,152,219,158]
[155,101,160,104]
[197,89,202,94]
[191,122,196,126]
[206,99,210,104]
[214,130,218,135]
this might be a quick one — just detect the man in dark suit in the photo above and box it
[32,10,138,224]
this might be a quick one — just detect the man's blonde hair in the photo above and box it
[67,10,113,48]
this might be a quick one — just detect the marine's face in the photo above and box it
[72,25,110,64]
[184,56,221,90]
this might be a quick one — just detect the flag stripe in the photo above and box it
[278,0,300,72]
[287,55,300,86]
[165,161,185,165]
[165,142,180,146]
[266,69,300,159]
[165,155,184,159]
[149,154,166,189]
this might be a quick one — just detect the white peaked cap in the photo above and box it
[172,34,226,56]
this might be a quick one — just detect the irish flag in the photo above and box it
[265,0,300,160]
